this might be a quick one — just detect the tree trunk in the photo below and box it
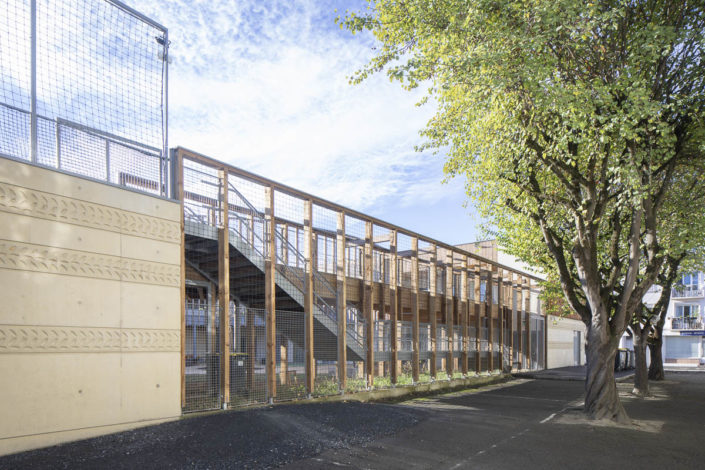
[648,325,665,380]
[584,324,629,423]
[632,326,649,397]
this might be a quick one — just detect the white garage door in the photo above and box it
[665,337,700,358]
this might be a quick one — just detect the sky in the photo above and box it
[130,0,484,245]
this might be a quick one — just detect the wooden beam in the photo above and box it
[177,149,186,410]
[474,263,482,374]
[264,186,276,401]
[461,255,468,375]
[429,245,437,378]
[411,237,420,383]
[390,230,398,384]
[487,267,494,372]
[517,276,524,370]
[509,273,515,371]
[304,200,315,396]
[363,221,374,388]
[445,251,454,378]
[525,279,532,371]
[218,167,230,407]
[336,211,347,392]
[496,269,506,372]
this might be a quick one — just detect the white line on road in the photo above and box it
[540,413,556,424]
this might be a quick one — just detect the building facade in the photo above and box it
[644,272,705,367]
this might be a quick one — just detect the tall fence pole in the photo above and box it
[411,236,420,383]
[429,245,437,379]
[265,186,276,402]
[29,0,37,163]
[336,211,347,392]
[218,168,230,408]
[363,221,374,388]
[304,200,315,396]
[390,230,398,384]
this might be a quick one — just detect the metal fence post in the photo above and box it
[30,0,37,163]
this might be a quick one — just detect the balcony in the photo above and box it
[671,287,705,299]
[671,317,703,330]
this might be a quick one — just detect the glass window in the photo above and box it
[676,304,700,318]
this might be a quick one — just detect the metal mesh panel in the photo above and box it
[231,307,267,406]
[311,203,340,395]
[1,0,168,194]
[273,308,307,402]
[184,297,220,412]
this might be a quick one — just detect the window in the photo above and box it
[681,273,700,289]
[675,304,700,318]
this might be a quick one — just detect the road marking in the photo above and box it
[540,413,556,424]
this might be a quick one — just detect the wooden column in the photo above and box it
[429,245,437,378]
[487,267,494,372]
[336,211,347,391]
[509,273,515,371]
[525,279,532,370]
[177,151,186,409]
[516,276,524,369]
[218,167,231,406]
[304,200,315,396]
[363,221,374,388]
[445,251,454,377]
[474,263,482,373]
[264,186,276,401]
[411,237,420,383]
[390,230,398,384]
[496,269,506,372]
[460,256,469,375]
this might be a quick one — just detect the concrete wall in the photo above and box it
[546,315,586,369]
[0,158,182,456]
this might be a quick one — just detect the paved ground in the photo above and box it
[2,372,703,469]
[513,365,635,381]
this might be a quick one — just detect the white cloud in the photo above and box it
[132,0,453,213]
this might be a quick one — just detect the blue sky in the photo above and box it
[131,0,484,245]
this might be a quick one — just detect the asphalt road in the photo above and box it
[286,373,705,470]
[2,373,703,469]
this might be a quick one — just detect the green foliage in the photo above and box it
[340,1,705,339]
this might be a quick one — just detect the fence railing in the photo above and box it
[0,0,168,196]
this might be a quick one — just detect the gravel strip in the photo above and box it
[0,402,427,469]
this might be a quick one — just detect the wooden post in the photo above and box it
[497,269,505,372]
[304,200,315,396]
[264,186,276,401]
[411,237,420,383]
[525,279,532,370]
[218,167,231,406]
[516,276,524,369]
[461,255,469,375]
[390,230,398,384]
[363,221,374,388]
[474,263,482,373]
[487,267,494,372]
[509,273,515,371]
[336,211,347,392]
[177,150,186,409]
[429,245,437,378]
[445,251,454,378]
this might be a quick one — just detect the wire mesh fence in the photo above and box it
[1,0,168,195]
[176,150,545,412]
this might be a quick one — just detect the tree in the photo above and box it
[340,0,705,422]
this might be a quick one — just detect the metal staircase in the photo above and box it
[184,184,365,362]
